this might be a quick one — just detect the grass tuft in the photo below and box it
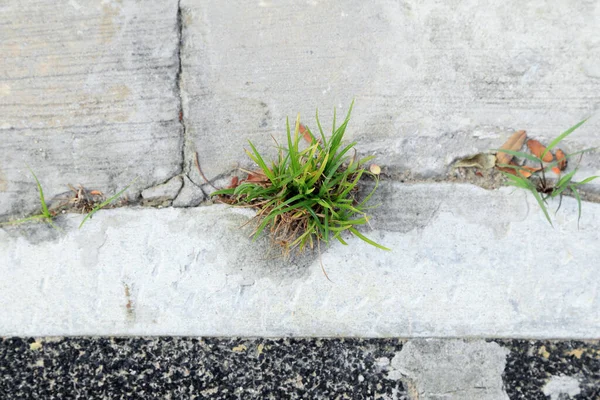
[212,102,390,254]
[495,119,597,227]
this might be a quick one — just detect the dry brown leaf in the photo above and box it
[497,161,538,178]
[299,123,312,143]
[454,154,496,170]
[246,170,269,183]
[519,170,532,178]
[527,139,553,162]
[556,148,567,171]
[370,164,381,175]
[496,161,519,176]
[518,165,542,178]
[227,176,239,189]
[497,130,526,165]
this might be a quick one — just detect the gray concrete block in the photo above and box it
[388,339,510,400]
[141,176,183,207]
[180,0,600,184]
[172,176,206,207]
[0,0,182,218]
[1,183,598,337]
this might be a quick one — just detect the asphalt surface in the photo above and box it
[1,338,598,399]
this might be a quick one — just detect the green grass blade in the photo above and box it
[27,167,50,218]
[573,176,599,186]
[0,214,47,226]
[328,141,357,172]
[293,115,302,163]
[358,155,375,165]
[286,117,300,174]
[555,169,577,188]
[211,188,236,196]
[79,178,137,229]
[335,233,348,246]
[322,208,329,242]
[332,106,337,134]
[542,119,588,159]
[500,172,535,189]
[307,153,329,188]
[357,177,379,208]
[330,217,369,226]
[348,227,390,251]
[344,99,355,123]
[551,183,571,199]
[570,185,582,229]
[247,141,275,182]
[315,109,328,147]
[338,170,364,199]
[530,188,553,226]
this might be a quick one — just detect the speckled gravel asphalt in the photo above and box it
[1,338,598,399]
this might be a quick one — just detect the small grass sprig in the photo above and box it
[493,119,598,227]
[213,101,389,254]
[0,168,135,230]
[0,167,61,230]
[78,178,136,228]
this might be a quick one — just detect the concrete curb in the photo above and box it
[2,183,598,338]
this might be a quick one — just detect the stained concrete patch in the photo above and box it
[1,183,599,337]
[367,181,528,235]
[388,339,510,400]
[179,0,600,184]
[0,0,182,218]
[542,375,581,400]
[0,220,64,246]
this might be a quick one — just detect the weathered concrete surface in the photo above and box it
[542,375,581,400]
[1,183,599,337]
[180,0,600,185]
[141,176,183,207]
[388,339,510,400]
[0,1,182,218]
[3,0,600,217]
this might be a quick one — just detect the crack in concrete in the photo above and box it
[171,2,211,203]
[175,0,188,182]
[153,3,600,209]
